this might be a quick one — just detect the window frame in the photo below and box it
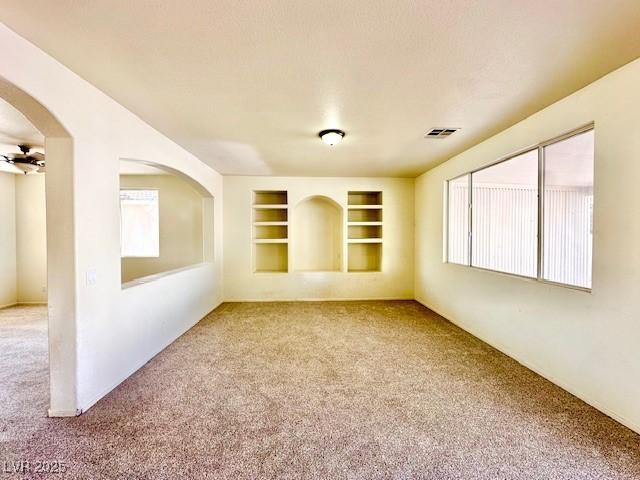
[445,123,594,292]
[119,188,160,259]
[444,173,471,266]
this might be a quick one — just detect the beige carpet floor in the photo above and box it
[1,301,639,479]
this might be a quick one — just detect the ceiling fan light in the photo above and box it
[12,162,40,175]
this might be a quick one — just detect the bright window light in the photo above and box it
[543,130,594,288]
[120,189,159,258]
[447,174,470,265]
[471,150,538,277]
[445,126,594,290]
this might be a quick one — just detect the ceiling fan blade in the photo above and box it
[30,152,45,162]
[5,152,27,161]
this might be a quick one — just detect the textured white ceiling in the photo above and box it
[1,1,639,177]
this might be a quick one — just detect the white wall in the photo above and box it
[15,173,47,303]
[120,174,204,283]
[0,171,16,307]
[415,58,640,434]
[224,176,414,300]
[0,23,224,415]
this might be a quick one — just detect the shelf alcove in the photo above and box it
[253,190,288,272]
[292,195,342,272]
[347,191,383,272]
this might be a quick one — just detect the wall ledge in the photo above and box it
[121,262,213,290]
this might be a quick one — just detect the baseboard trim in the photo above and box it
[79,301,223,414]
[1,301,47,308]
[224,297,414,302]
[48,408,81,418]
[414,296,640,436]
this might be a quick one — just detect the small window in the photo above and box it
[543,130,594,288]
[447,174,470,265]
[120,189,159,258]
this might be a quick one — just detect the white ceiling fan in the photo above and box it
[1,144,45,174]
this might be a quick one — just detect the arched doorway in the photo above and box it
[0,76,76,416]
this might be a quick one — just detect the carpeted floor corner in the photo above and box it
[1,301,639,479]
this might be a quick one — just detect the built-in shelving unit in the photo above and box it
[347,191,382,272]
[253,191,288,272]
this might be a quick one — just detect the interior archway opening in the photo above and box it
[0,76,75,417]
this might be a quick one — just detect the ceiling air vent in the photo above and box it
[424,128,460,139]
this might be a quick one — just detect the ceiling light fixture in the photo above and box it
[0,144,45,174]
[318,129,345,146]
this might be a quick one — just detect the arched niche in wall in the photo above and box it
[292,195,342,272]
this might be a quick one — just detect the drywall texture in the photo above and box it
[15,174,47,303]
[0,23,223,415]
[120,174,204,283]
[0,172,16,307]
[415,58,640,434]
[224,176,414,300]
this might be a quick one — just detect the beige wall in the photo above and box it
[0,171,16,307]
[415,58,640,434]
[0,172,47,306]
[15,174,47,303]
[1,23,224,415]
[224,176,414,300]
[120,174,204,283]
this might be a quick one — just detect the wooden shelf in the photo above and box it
[254,221,288,226]
[252,204,288,209]
[254,225,288,240]
[348,225,382,240]
[348,238,382,244]
[254,207,288,223]
[348,208,382,223]
[348,243,381,272]
[254,190,287,205]
[347,205,383,209]
[254,242,288,273]
[254,238,288,244]
[348,191,382,206]
[348,221,382,226]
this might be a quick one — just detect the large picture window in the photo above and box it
[445,125,594,289]
[120,189,160,258]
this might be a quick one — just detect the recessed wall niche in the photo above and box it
[253,190,288,272]
[347,191,382,272]
[292,196,342,272]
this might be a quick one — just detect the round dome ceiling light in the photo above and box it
[319,129,345,146]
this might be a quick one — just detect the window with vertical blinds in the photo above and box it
[445,126,594,289]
